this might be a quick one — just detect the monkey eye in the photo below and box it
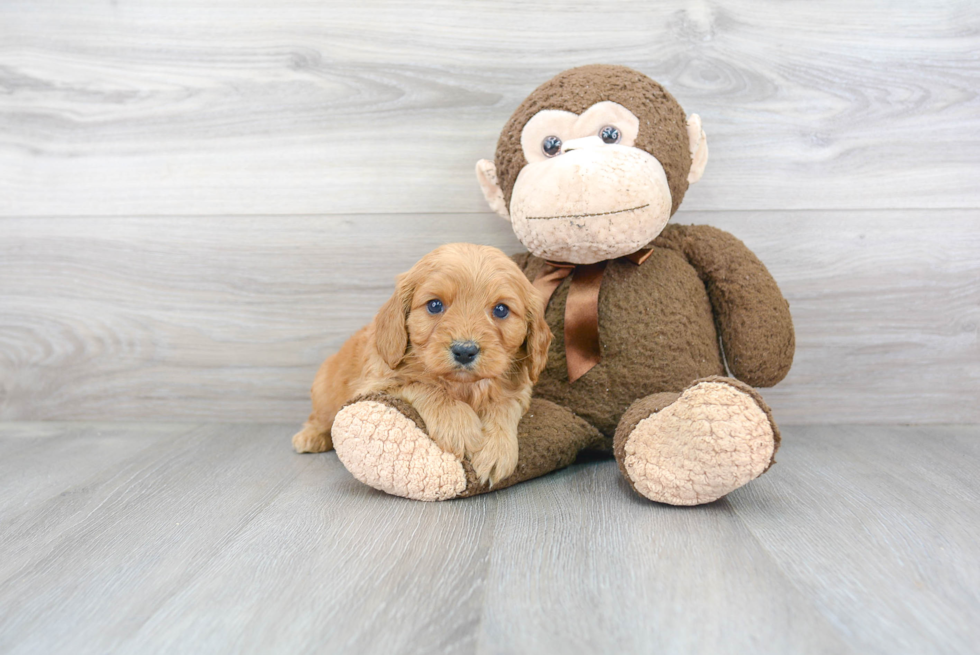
[542,135,562,157]
[492,303,510,319]
[599,125,621,144]
[426,299,444,315]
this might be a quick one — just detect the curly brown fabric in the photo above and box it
[655,225,796,387]
[458,398,604,497]
[495,65,692,216]
[511,222,794,439]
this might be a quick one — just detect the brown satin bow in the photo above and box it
[533,248,653,383]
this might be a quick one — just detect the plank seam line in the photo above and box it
[118,442,320,644]
[725,496,863,652]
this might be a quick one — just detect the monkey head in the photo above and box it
[476,65,708,265]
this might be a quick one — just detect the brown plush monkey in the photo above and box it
[329,65,795,505]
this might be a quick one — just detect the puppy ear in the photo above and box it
[523,292,553,383]
[374,271,413,369]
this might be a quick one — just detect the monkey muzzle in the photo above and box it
[508,145,673,265]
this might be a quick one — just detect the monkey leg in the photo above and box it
[613,376,780,506]
[331,393,602,501]
[460,396,604,498]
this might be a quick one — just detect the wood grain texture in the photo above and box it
[731,424,980,654]
[120,457,494,655]
[0,422,978,654]
[478,467,856,654]
[0,422,191,524]
[0,424,305,653]
[2,211,977,424]
[1,1,978,216]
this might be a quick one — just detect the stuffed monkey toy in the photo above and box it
[327,65,795,505]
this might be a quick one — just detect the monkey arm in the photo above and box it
[655,224,795,387]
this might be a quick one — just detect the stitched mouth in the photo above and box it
[526,203,649,221]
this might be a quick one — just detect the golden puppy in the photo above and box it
[292,243,551,485]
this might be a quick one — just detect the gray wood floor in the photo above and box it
[0,422,976,654]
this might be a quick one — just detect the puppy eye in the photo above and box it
[492,303,510,319]
[599,125,621,144]
[426,299,444,314]
[542,135,562,157]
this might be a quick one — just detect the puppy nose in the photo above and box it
[451,341,480,365]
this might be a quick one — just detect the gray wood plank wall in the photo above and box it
[1,0,978,424]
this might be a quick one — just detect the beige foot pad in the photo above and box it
[623,381,775,505]
[332,400,467,501]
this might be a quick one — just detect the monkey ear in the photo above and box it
[373,272,413,369]
[475,159,510,220]
[686,114,709,185]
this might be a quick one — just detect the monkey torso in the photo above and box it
[514,241,726,440]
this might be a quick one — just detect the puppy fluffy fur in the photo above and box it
[292,243,551,484]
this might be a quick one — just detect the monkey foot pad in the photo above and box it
[333,400,466,501]
[622,380,776,505]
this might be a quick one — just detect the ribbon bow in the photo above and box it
[533,248,653,383]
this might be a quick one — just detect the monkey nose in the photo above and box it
[561,135,605,153]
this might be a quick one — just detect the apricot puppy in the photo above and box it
[292,243,551,485]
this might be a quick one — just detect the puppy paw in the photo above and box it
[426,409,483,461]
[292,425,332,453]
[470,429,519,486]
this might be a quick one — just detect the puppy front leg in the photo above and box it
[472,397,525,485]
[396,384,482,460]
